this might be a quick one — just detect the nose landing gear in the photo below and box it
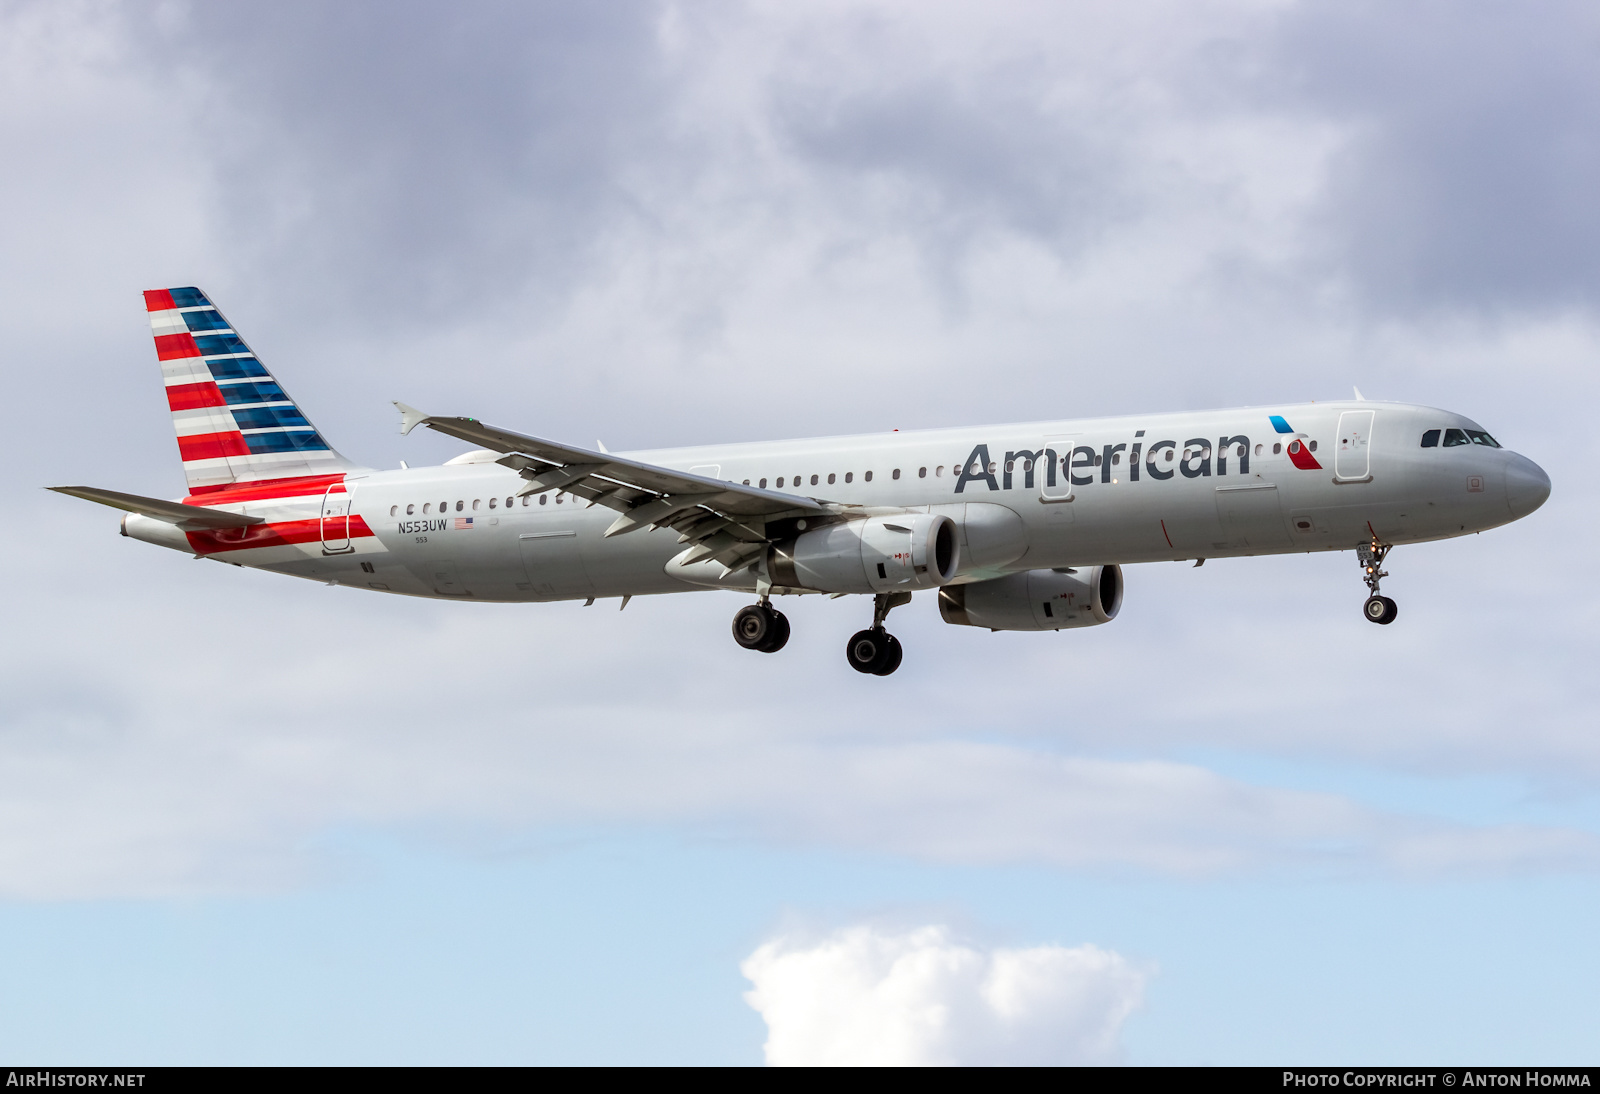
[733,599,790,653]
[846,591,911,676]
[1358,535,1398,625]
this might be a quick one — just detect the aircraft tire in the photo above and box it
[846,628,891,674]
[760,610,791,653]
[734,604,780,650]
[1363,595,1398,625]
[871,633,903,676]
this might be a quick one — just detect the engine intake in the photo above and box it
[939,565,1123,631]
[768,513,960,594]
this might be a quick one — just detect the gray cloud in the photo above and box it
[131,0,673,321]
[1267,0,1600,314]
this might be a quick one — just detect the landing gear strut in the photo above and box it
[733,598,790,653]
[1357,535,1398,625]
[846,592,911,676]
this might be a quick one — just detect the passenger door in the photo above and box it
[1038,434,1076,504]
[320,484,353,553]
[1335,410,1375,482]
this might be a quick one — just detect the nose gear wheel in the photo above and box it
[1357,534,1397,625]
[1363,595,1398,625]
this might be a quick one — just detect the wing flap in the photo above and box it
[396,405,832,523]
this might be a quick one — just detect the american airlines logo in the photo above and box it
[952,417,1318,494]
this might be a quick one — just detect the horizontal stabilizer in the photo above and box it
[48,486,265,530]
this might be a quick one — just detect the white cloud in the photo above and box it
[742,924,1148,1065]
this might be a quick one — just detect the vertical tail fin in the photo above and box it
[144,286,358,491]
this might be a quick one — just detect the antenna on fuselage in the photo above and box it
[1353,386,1367,401]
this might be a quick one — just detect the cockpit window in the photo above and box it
[1442,428,1471,447]
[1421,429,1440,448]
[1466,430,1501,448]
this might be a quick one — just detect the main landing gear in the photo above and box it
[1358,535,1398,625]
[731,590,911,675]
[733,599,790,653]
[846,591,912,676]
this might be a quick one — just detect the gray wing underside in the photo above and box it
[396,403,837,572]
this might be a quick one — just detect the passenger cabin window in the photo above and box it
[405,504,413,516]
[423,503,431,514]
[1467,430,1501,448]
[454,500,463,511]
[864,471,873,482]
[892,469,900,480]
[540,495,548,505]
[1272,443,1281,455]
[489,497,498,509]
[844,472,852,483]
[1443,428,1470,447]
[743,479,751,486]
[759,478,767,488]
[1308,440,1317,452]
[472,499,481,510]
[1421,429,1440,448]
[827,473,836,485]
[918,467,927,478]
[811,474,819,486]
[776,477,785,488]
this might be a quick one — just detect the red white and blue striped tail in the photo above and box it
[145,286,358,490]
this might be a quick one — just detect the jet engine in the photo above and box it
[938,565,1123,631]
[766,513,960,594]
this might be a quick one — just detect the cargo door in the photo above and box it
[519,529,595,600]
[1214,483,1292,550]
[425,559,470,597]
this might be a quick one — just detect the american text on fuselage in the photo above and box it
[56,287,1551,676]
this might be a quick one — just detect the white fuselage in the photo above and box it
[123,400,1550,603]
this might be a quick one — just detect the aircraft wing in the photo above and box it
[396,403,836,573]
[49,485,266,530]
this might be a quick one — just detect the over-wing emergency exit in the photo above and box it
[51,288,1551,675]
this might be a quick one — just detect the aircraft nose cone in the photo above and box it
[1505,454,1551,519]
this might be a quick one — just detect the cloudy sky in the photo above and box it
[3,0,1598,1064]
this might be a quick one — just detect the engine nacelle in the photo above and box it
[767,513,960,594]
[938,565,1123,631]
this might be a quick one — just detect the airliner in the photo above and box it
[52,287,1551,675]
